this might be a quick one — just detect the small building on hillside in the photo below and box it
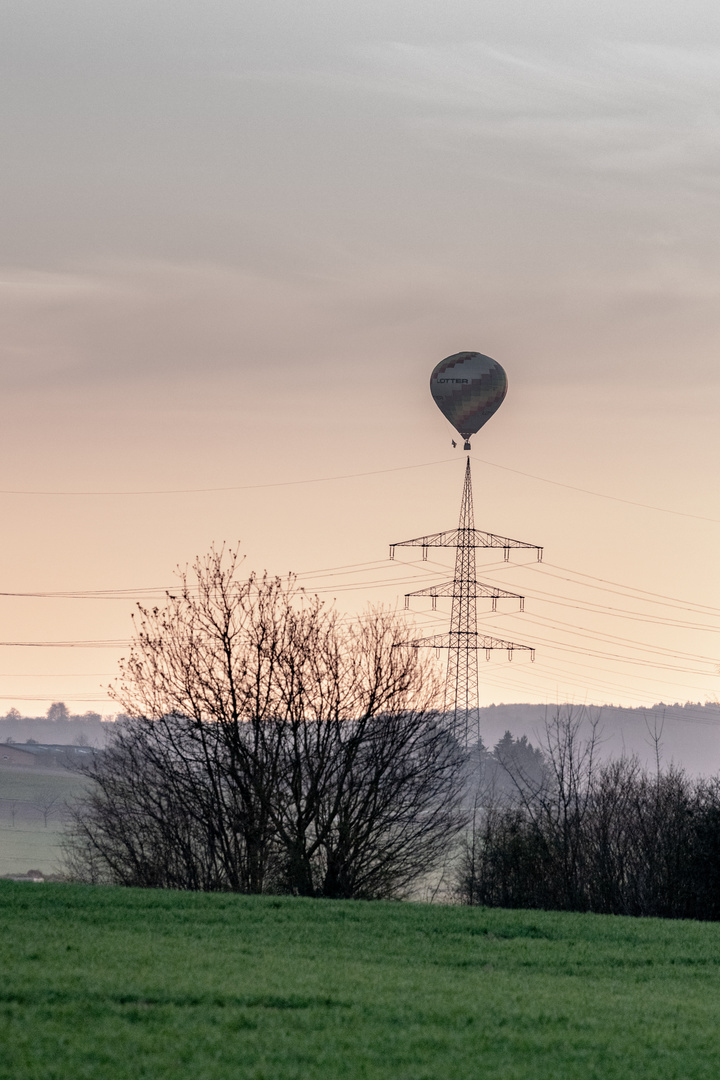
[0,743,97,769]
[0,744,38,766]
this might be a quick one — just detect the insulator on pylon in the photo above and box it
[404,596,409,610]
[507,648,513,661]
[485,649,491,661]
[503,546,510,562]
[531,649,536,662]
[432,596,437,610]
[520,597,525,612]
[491,596,497,611]
[422,545,428,561]
[389,545,395,560]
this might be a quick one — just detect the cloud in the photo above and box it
[0,260,466,394]
[2,251,719,413]
[254,39,720,183]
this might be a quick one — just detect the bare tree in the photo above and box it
[455,709,720,920]
[457,709,607,910]
[65,548,465,897]
[473,708,601,910]
[35,792,61,828]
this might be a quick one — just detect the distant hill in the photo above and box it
[473,701,720,776]
[0,703,115,749]
[3,699,719,775]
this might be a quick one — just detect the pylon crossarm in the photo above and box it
[389,529,542,561]
[404,580,525,612]
[400,633,535,661]
[401,633,450,649]
[476,635,535,655]
[404,581,524,599]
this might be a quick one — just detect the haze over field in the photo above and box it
[5,701,720,775]
[1,0,719,716]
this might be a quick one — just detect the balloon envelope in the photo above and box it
[430,351,507,441]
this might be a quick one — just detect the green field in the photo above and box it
[0,766,88,877]
[0,824,65,877]
[2,885,720,1079]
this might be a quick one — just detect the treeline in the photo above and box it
[473,701,720,778]
[1,703,111,747]
[457,712,720,920]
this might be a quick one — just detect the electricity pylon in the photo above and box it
[390,458,541,743]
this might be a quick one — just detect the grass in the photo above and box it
[0,825,66,877]
[2,885,720,1079]
[0,766,85,804]
[0,766,88,877]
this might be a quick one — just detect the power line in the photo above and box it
[413,554,720,632]
[493,606,720,664]
[0,640,128,649]
[472,456,720,525]
[2,449,717,528]
[397,558,720,662]
[0,589,176,601]
[488,611,715,674]
[418,591,720,665]
[486,577,720,635]
[414,600,715,676]
[534,562,720,617]
[0,672,115,677]
[410,605,718,688]
[511,620,713,675]
[415,561,720,636]
[0,558,505,602]
[528,653,715,700]
[0,458,456,497]
[0,694,113,703]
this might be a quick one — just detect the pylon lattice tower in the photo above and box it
[390,458,542,743]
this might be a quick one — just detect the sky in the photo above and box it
[1,0,720,720]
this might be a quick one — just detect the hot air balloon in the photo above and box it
[430,351,507,450]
